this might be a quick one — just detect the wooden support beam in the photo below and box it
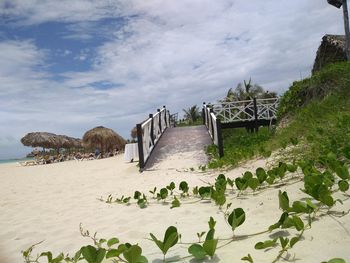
[202,102,206,125]
[163,106,167,128]
[136,123,145,170]
[216,118,224,157]
[149,114,154,145]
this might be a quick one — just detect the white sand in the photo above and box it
[0,154,349,263]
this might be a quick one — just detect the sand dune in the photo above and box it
[0,155,349,263]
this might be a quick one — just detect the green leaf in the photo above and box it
[138,256,148,263]
[343,146,350,159]
[335,165,350,180]
[256,167,267,183]
[134,191,141,200]
[248,178,259,191]
[107,238,119,247]
[81,246,106,263]
[203,239,218,257]
[167,182,175,191]
[292,216,304,231]
[51,253,64,263]
[40,252,52,261]
[338,180,349,192]
[188,244,206,260]
[278,191,290,211]
[290,201,311,213]
[243,171,253,180]
[198,186,211,198]
[123,245,146,263]
[305,199,318,210]
[137,198,147,209]
[205,229,215,241]
[170,196,180,209]
[228,208,246,231]
[241,253,254,263]
[279,237,289,249]
[235,178,247,190]
[321,194,334,207]
[208,217,216,230]
[287,164,298,173]
[73,250,81,261]
[106,249,121,259]
[162,226,178,255]
[327,258,346,263]
[266,176,275,185]
[290,237,299,248]
[269,212,288,231]
[149,233,163,252]
[179,181,189,193]
[159,188,168,200]
[254,239,277,250]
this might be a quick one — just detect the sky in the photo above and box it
[0,0,347,159]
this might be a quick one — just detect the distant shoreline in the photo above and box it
[0,157,33,165]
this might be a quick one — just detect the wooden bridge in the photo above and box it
[133,98,279,171]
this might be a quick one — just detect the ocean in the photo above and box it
[0,157,34,165]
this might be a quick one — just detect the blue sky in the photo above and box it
[0,0,347,159]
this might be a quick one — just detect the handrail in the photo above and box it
[137,106,170,171]
[203,103,224,157]
[211,97,279,123]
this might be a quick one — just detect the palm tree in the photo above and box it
[183,105,201,124]
[222,78,276,102]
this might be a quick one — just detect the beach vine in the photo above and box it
[22,148,350,262]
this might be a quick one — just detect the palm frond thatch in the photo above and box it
[21,132,82,150]
[82,126,126,153]
[21,132,61,149]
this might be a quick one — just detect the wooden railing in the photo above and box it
[203,104,224,157]
[136,106,170,170]
[211,98,279,123]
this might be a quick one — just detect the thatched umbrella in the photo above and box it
[21,132,61,150]
[21,132,83,153]
[131,127,137,140]
[70,137,83,149]
[82,126,126,153]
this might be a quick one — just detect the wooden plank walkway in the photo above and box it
[144,125,212,170]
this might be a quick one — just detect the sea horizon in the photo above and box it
[0,157,33,165]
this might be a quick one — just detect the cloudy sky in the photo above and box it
[0,0,346,159]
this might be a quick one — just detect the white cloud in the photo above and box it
[0,0,347,159]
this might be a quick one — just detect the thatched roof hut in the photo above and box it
[59,135,82,149]
[21,132,61,149]
[21,132,82,150]
[312,34,347,74]
[131,126,137,140]
[82,126,126,153]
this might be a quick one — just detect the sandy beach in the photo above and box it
[0,153,349,263]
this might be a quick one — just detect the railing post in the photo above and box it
[163,106,167,128]
[149,114,154,145]
[216,118,224,158]
[253,98,259,132]
[210,108,215,138]
[202,102,206,125]
[157,109,161,132]
[136,123,145,170]
[206,107,210,128]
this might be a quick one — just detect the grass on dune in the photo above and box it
[207,62,350,169]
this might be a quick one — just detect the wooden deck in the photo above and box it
[144,126,212,170]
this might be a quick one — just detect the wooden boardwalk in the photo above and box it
[144,126,212,170]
